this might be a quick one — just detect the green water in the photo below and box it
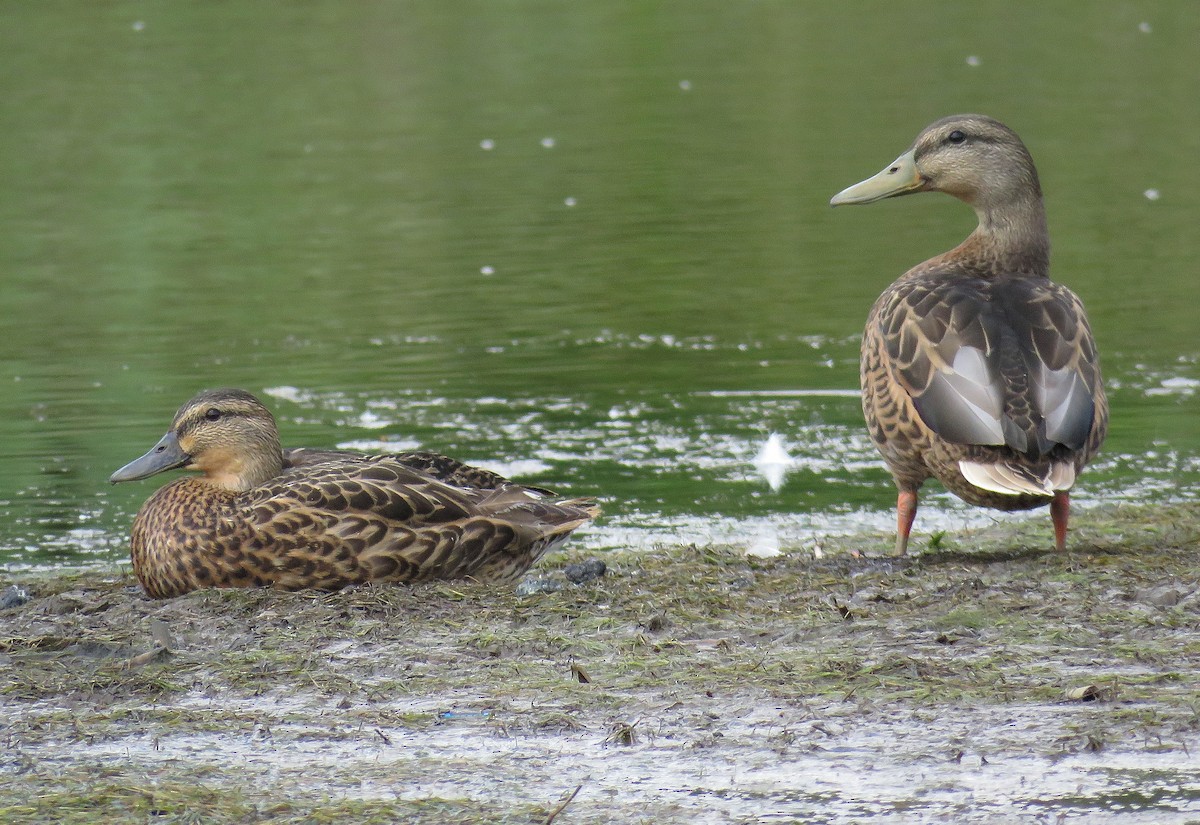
[1,2,1197,567]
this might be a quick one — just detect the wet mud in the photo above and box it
[1,503,1198,823]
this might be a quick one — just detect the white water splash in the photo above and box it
[753,433,793,492]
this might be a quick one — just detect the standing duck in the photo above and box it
[830,115,1107,554]
[110,388,600,598]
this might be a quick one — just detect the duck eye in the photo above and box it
[947,130,966,144]
[204,408,222,421]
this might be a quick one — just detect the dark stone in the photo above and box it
[564,559,606,584]
[643,613,670,632]
[1133,584,1186,608]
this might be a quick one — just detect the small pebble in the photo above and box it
[0,585,31,609]
[644,613,670,632]
[1133,584,1184,608]
[439,710,491,720]
[515,578,562,596]
[564,559,606,584]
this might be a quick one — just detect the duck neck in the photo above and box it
[229,449,284,491]
[955,192,1050,276]
[197,442,284,492]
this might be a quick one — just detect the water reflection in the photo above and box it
[0,4,1196,567]
[13,337,1196,568]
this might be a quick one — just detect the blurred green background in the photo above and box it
[1,2,1196,566]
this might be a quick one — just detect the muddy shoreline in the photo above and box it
[2,504,1198,823]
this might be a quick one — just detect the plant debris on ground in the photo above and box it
[1,503,1198,823]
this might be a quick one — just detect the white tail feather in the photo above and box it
[1046,462,1076,491]
[959,460,1075,497]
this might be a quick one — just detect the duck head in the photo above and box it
[110,388,284,491]
[831,114,1049,266]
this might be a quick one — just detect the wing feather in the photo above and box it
[234,455,596,586]
[877,271,1101,458]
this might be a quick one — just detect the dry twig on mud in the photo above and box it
[543,784,583,825]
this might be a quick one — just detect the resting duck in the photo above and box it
[830,115,1107,554]
[110,388,600,598]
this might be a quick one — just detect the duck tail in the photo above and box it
[959,460,1074,497]
[469,495,601,582]
[554,497,603,522]
[476,488,600,534]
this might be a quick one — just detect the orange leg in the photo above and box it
[1051,491,1070,552]
[895,490,918,556]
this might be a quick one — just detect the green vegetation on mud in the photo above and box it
[1,503,1198,823]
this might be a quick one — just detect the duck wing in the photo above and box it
[238,457,596,586]
[877,272,1101,458]
[283,447,555,494]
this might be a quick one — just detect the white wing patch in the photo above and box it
[952,345,992,387]
[1037,364,1092,448]
[915,346,1005,445]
